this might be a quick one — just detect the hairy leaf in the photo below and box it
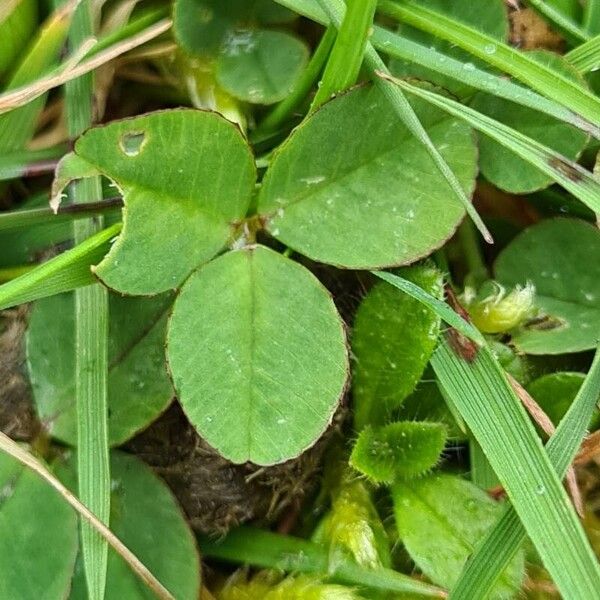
[351,422,447,483]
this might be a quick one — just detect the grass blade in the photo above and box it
[312,0,492,242]
[276,0,600,139]
[63,1,111,597]
[450,346,600,598]
[0,145,66,181]
[379,0,600,129]
[0,198,120,231]
[198,527,446,597]
[567,33,600,73]
[371,270,485,345]
[0,2,74,153]
[584,0,600,35]
[312,0,377,108]
[431,340,600,597]
[0,431,174,600]
[379,73,600,217]
[0,222,119,310]
[0,16,171,115]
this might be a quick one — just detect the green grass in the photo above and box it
[0,1,599,598]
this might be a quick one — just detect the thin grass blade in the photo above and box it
[312,0,492,242]
[198,527,446,597]
[567,33,600,73]
[0,222,119,310]
[523,0,589,43]
[312,0,377,108]
[431,340,600,598]
[379,73,600,217]
[450,346,600,598]
[380,0,600,129]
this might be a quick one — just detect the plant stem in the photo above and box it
[63,1,110,598]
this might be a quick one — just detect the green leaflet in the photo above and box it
[258,85,477,268]
[392,474,524,597]
[52,110,256,295]
[351,264,443,429]
[350,422,447,483]
[0,451,79,600]
[174,0,307,105]
[495,218,600,354]
[527,372,599,430]
[167,245,348,465]
[27,292,174,446]
[216,30,309,104]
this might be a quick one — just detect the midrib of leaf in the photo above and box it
[107,302,171,371]
[431,341,600,597]
[62,1,110,598]
[450,346,600,599]
[279,0,492,243]
[379,0,600,129]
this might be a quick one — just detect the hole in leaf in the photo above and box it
[119,131,146,157]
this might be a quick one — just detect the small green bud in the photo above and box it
[463,280,536,334]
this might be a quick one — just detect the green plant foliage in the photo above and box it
[399,374,466,440]
[495,218,600,354]
[0,0,37,78]
[391,0,508,97]
[59,451,201,600]
[0,4,71,154]
[527,372,600,429]
[351,265,443,430]
[52,109,256,295]
[350,422,447,483]
[216,30,309,104]
[471,52,590,194]
[258,85,477,268]
[167,245,348,465]
[392,474,524,597]
[313,476,391,569]
[0,451,78,599]
[174,0,306,105]
[217,571,361,600]
[174,0,292,55]
[27,291,174,446]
